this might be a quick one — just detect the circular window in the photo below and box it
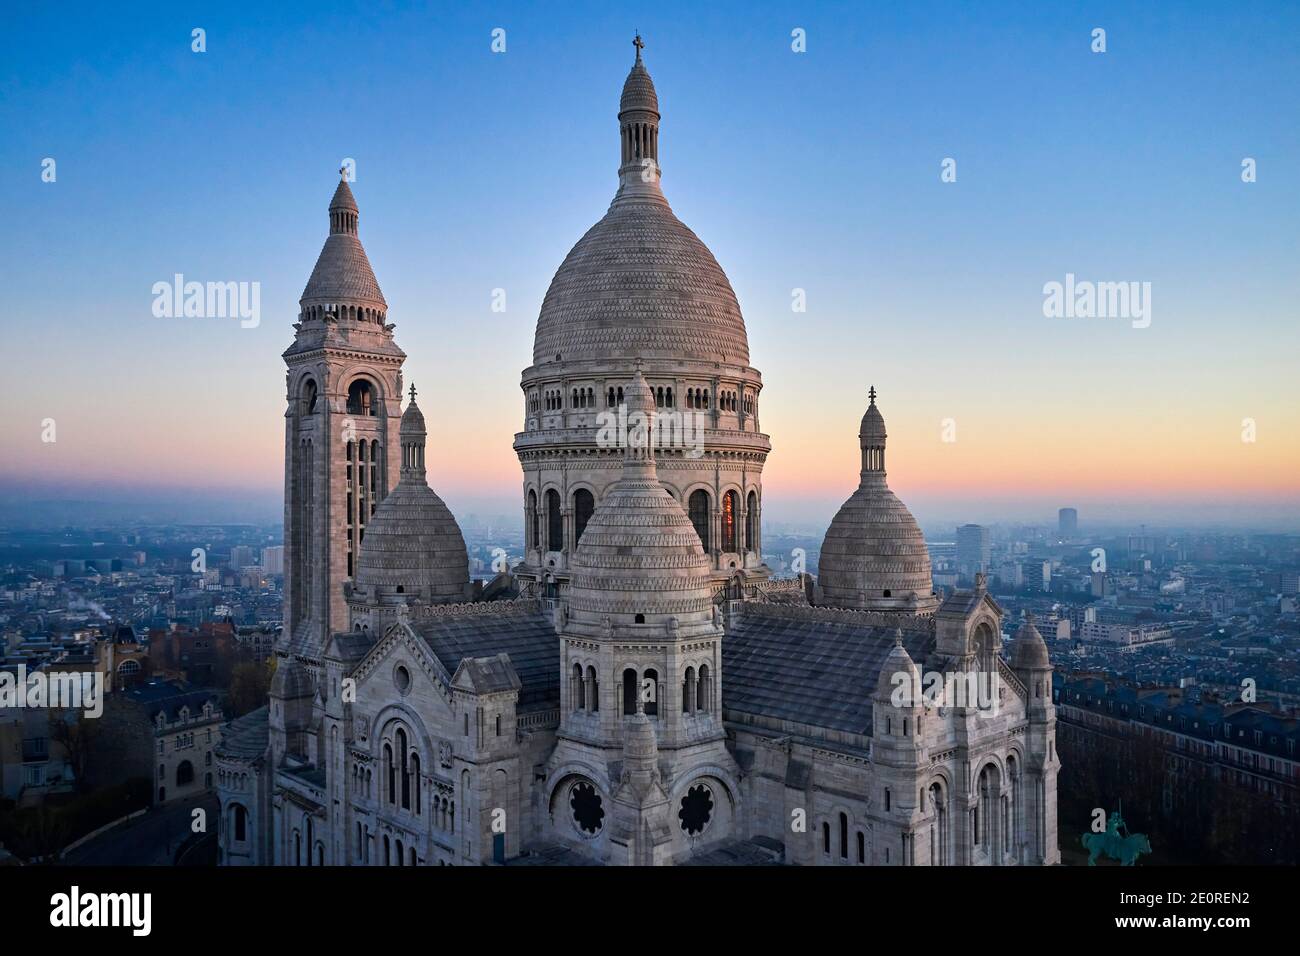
[678,783,714,836]
[569,781,605,836]
[394,664,412,696]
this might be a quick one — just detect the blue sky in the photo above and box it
[2,1,1297,529]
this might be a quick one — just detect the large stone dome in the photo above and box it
[530,45,749,367]
[817,389,938,613]
[352,394,470,604]
[532,203,749,366]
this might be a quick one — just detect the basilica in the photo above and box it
[215,40,1059,867]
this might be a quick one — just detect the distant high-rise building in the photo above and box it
[1091,570,1108,598]
[262,545,284,575]
[956,524,990,579]
[230,546,255,570]
[1040,560,1052,591]
[1058,508,1078,538]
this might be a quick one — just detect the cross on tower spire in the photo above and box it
[868,385,877,406]
[633,33,644,59]
[409,382,417,402]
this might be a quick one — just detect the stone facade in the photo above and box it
[215,39,1059,867]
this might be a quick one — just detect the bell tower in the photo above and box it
[281,171,406,663]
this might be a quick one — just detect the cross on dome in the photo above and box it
[868,385,877,406]
[633,33,644,59]
[409,382,417,402]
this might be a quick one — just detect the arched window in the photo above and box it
[697,664,710,713]
[572,662,585,711]
[745,490,757,552]
[301,379,318,415]
[822,822,831,855]
[397,728,410,810]
[528,489,539,549]
[643,668,659,717]
[346,379,376,417]
[688,490,710,552]
[586,665,599,712]
[682,666,695,714]
[573,489,595,547]
[233,804,247,842]
[383,834,391,866]
[546,489,562,552]
[839,812,849,859]
[857,831,866,863]
[176,760,194,787]
[412,753,422,815]
[721,490,738,552]
[607,387,616,408]
[622,668,637,716]
[384,743,395,804]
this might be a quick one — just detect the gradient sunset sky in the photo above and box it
[2,1,1298,530]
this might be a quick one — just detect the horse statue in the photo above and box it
[1081,811,1151,866]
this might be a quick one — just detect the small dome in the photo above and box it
[353,484,469,602]
[400,396,426,436]
[1012,616,1051,670]
[353,393,470,604]
[860,402,886,441]
[876,632,920,700]
[819,389,937,613]
[620,47,659,115]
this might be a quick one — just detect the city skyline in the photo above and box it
[3,1,1298,530]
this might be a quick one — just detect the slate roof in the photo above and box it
[723,604,935,736]
[414,607,558,710]
[125,680,221,722]
[215,705,270,759]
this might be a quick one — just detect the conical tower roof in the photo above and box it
[300,172,387,307]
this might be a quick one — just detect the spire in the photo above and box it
[329,171,359,236]
[859,384,887,480]
[399,386,427,481]
[618,35,661,186]
[622,362,658,477]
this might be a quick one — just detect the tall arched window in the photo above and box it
[839,812,849,859]
[697,664,710,713]
[397,728,410,810]
[745,490,757,552]
[682,666,695,714]
[384,742,395,804]
[528,490,539,549]
[822,822,831,855]
[572,662,584,711]
[233,804,247,842]
[301,379,318,415]
[573,489,595,547]
[643,668,659,717]
[546,489,563,552]
[586,665,599,712]
[721,490,738,552]
[688,490,710,552]
[622,668,637,716]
